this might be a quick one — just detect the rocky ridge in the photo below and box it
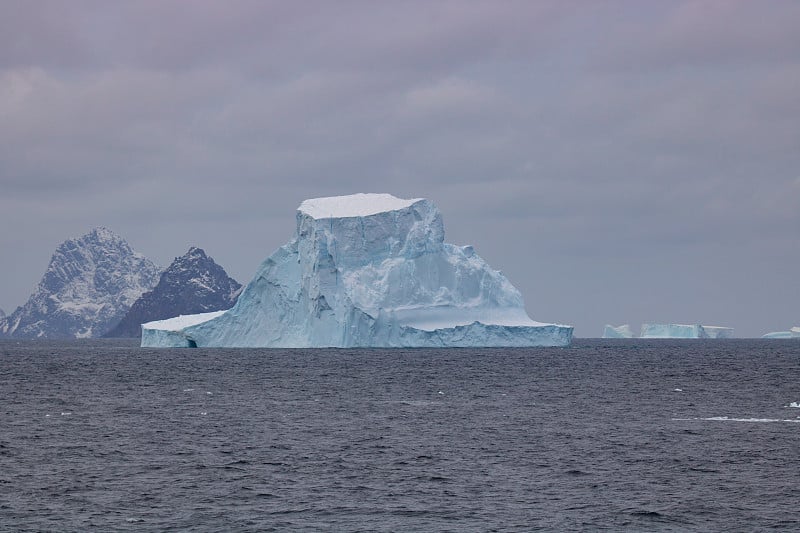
[105,247,241,337]
[0,228,161,339]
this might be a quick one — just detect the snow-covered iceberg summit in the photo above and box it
[142,193,572,348]
[603,324,634,338]
[640,323,734,339]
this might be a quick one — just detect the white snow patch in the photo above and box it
[298,193,423,219]
[57,301,103,312]
[142,311,226,330]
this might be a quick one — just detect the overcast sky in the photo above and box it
[1,1,798,337]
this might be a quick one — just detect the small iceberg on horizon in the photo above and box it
[640,323,734,339]
[602,324,634,338]
[762,327,800,339]
[601,323,734,338]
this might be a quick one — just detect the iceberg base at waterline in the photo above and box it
[142,194,572,348]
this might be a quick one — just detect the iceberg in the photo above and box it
[603,324,634,338]
[641,323,704,338]
[141,311,227,347]
[142,193,572,348]
[701,326,735,339]
[763,331,792,339]
[640,323,734,339]
[762,327,800,339]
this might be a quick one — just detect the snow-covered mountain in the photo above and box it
[105,247,241,337]
[0,227,161,339]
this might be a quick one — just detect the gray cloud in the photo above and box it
[0,1,798,336]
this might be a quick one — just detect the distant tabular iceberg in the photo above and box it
[603,324,634,338]
[762,327,800,339]
[640,323,734,339]
[142,193,573,348]
[701,326,736,339]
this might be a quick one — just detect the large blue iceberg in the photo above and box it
[142,194,573,347]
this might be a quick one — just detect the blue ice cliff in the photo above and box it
[142,193,572,347]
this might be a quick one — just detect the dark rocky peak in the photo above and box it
[104,246,241,337]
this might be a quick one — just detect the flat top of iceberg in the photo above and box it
[142,310,227,330]
[298,193,423,219]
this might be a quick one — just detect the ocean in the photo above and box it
[1,339,799,531]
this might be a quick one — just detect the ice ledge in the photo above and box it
[394,307,559,331]
[142,311,227,331]
[390,322,573,348]
[298,193,424,219]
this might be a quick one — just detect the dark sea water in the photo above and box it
[1,339,799,532]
